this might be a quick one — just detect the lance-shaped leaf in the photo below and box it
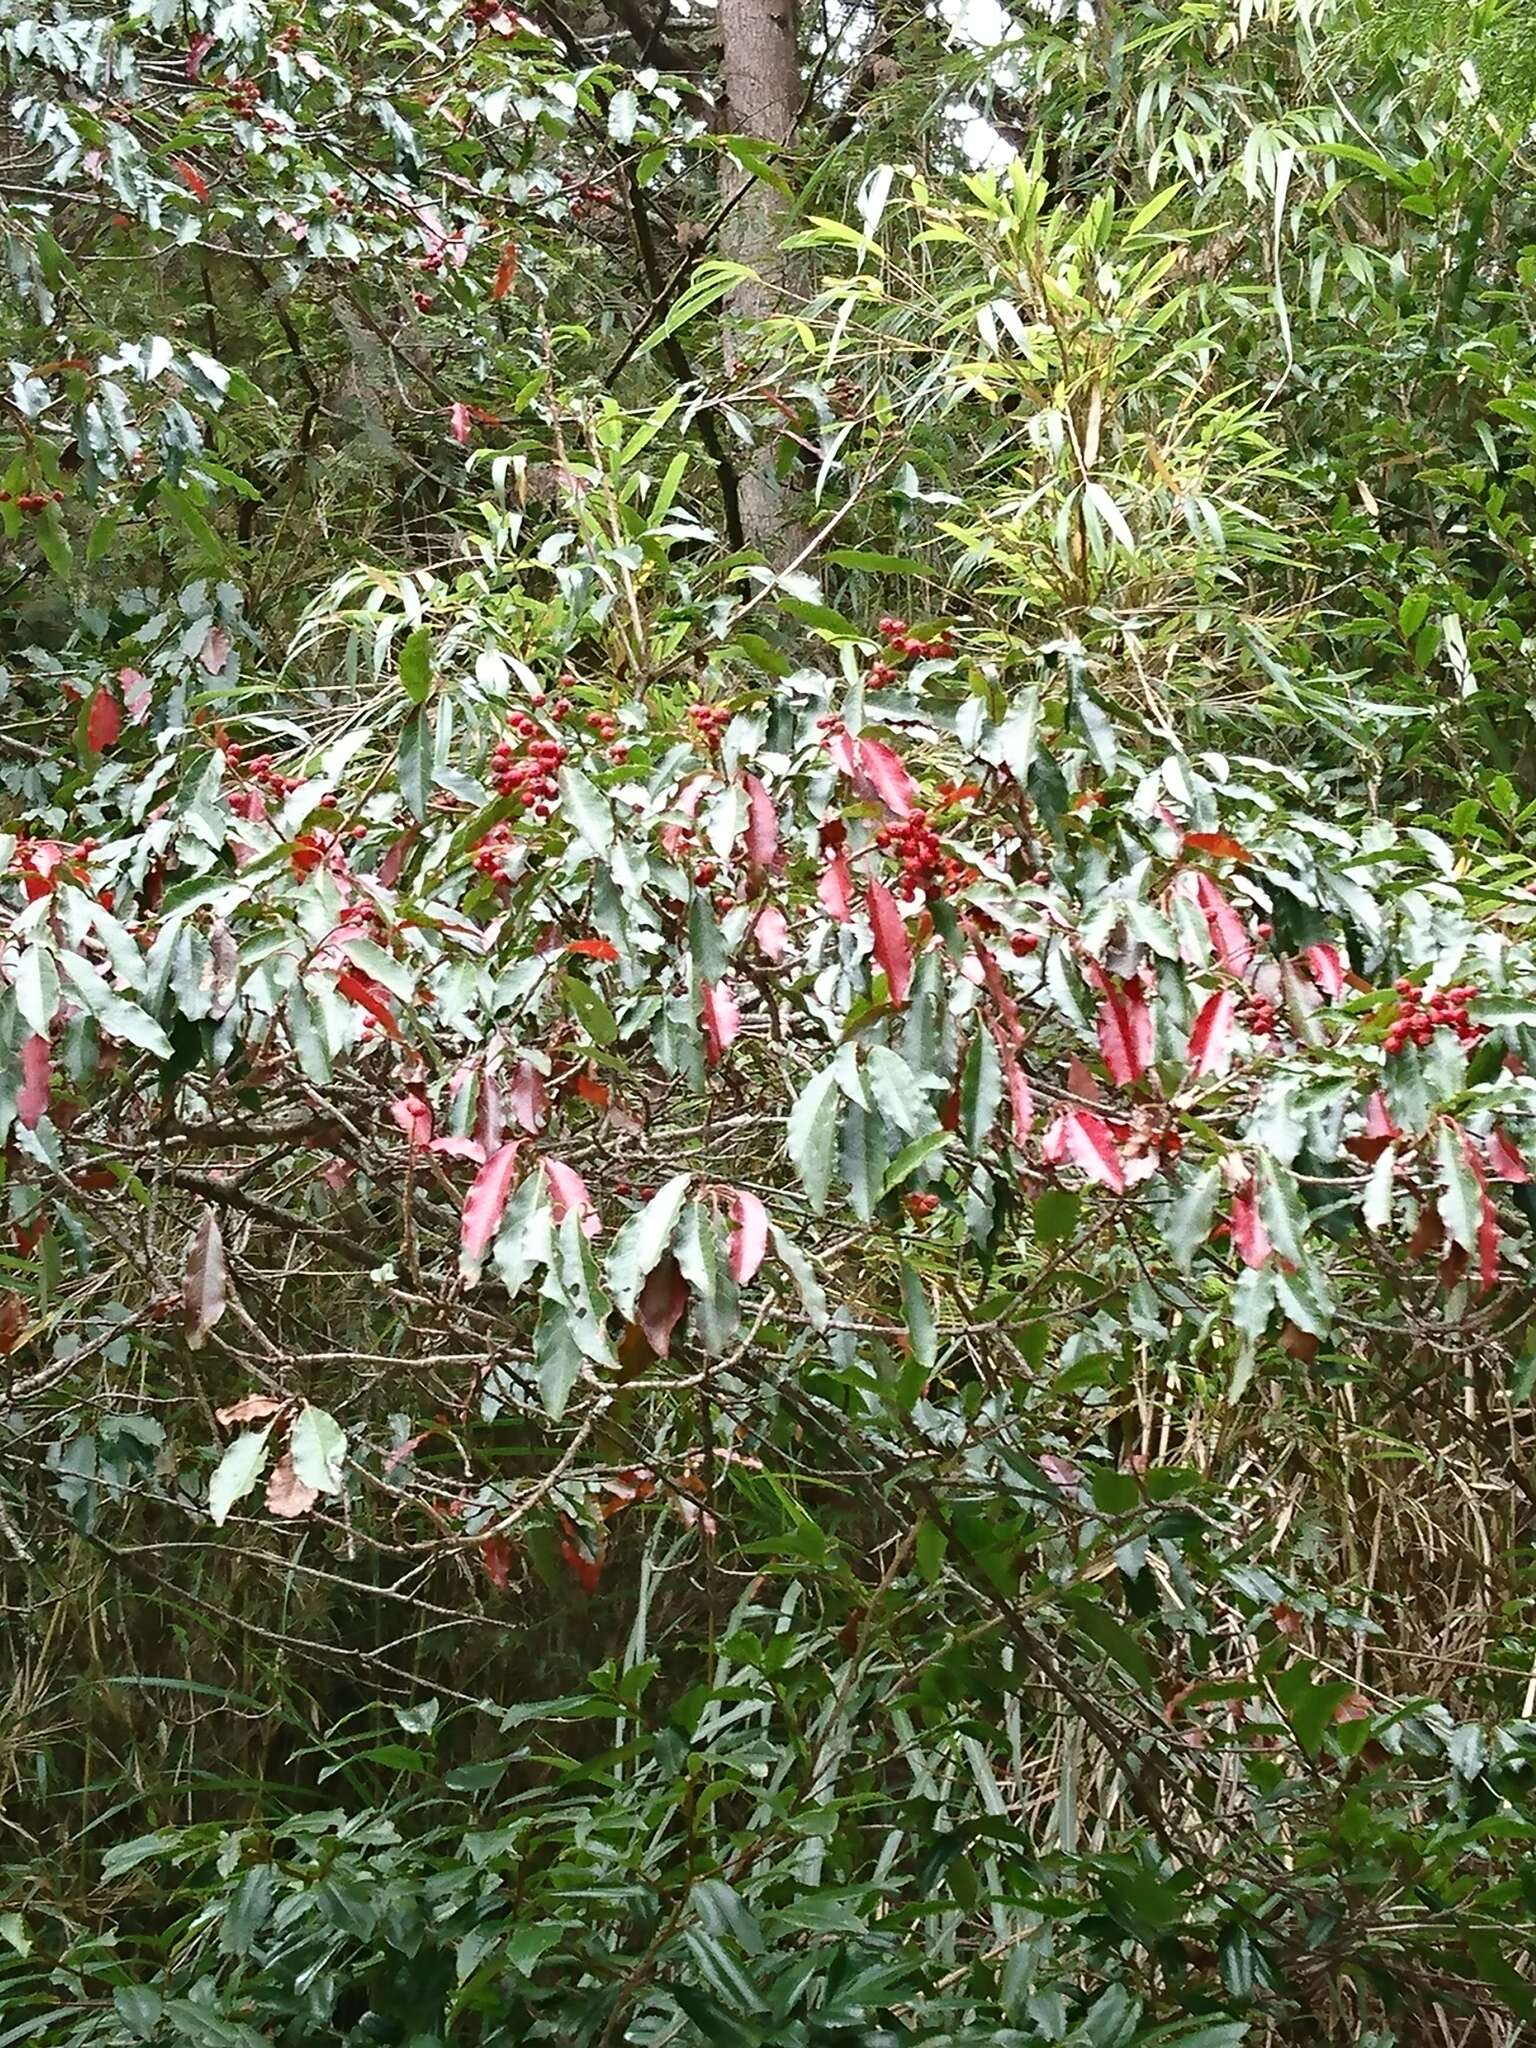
[1095,974,1152,1086]
[184,1208,228,1350]
[727,1187,769,1283]
[1186,988,1237,1078]
[636,1252,689,1356]
[742,772,779,869]
[867,876,912,1005]
[818,852,853,923]
[209,1426,273,1527]
[1041,1109,1126,1192]
[606,1173,692,1317]
[788,1066,841,1212]
[543,1157,600,1237]
[16,1035,49,1129]
[700,982,742,1065]
[460,1141,521,1278]
[1228,1185,1271,1269]
[1486,1128,1530,1183]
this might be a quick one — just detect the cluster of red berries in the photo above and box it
[412,291,435,312]
[904,1191,940,1220]
[226,743,302,819]
[3,489,64,514]
[466,0,520,25]
[1242,991,1279,1039]
[472,821,519,881]
[272,23,302,48]
[224,76,261,116]
[875,808,966,902]
[562,175,617,217]
[866,616,955,691]
[1009,931,1040,957]
[689,702,730,750]
[491,717,565,815]
[1385,978,1484,1057]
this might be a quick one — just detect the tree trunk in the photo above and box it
[717,0,804,562]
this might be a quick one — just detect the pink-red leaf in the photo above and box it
[119,667,152,722]
[17,1034,49,1129]
[754,905,788,960]
[1464,1134,1501,1292]
[727,1186,769,1283]
[335,968,403,1040]
[185,31,215,78]
[1183,831,1249,862]
[1228,1187,1270,1269]
[866,876,912,1005]
[818,852,853,923]
[1487,1128,1530,1182]
[199,624,232,675]
[742,772,780,869]
[1193,873,1253,977]
[448,401,473,446]
[390,1091,433,1149]
[543,1157,599,1236]
[1186,989,1238,1079]
[460,1141,521,1275]
[855,737,916,818]
[1043,1109,1126,1192]
[701,981,742,1065]
[1304,943,1344,997]
[1095,975,1152,1087]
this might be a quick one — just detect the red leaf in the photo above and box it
[1042,1109,1126,1192]
[867,876,912,1005]
[543,1157,599,1236]
[728,1186,769,1283]
[173,156,209,203]
[430,1134,487,1162]
[1304,943,1344,997]
[742,772,780,869]
[185,31,215,78]
[854,737,916,818]
[1193,873,1253,976]
[335,968,402,1040]
[818,852,853,923]
[754,905,788,960]
[390,1091,433,1148]
[1038,1452,1082,1490]
[1183,831,1250,862]
[1065,1053,1103,1103]
[1186,989,1238,1079]
[16,1034,49,1129]
[1228,1186,1270,1269]
[567,936,618,961]
[558,1515,604,1594]
[1486,1128,1530,1182]
[480,1532,513,1588]
[266,1454,319,1520]
[85,686,122,754]
[507,1061,547,1132]
[637,1252,689,1355]
[1095,974,1152,1087]
[1463,1135,1501,1292]
[700,981,742,1064]
[490,239,519,300]
[460,1141,521,1274]
[997,1035,1034,1143]
[574,1069,609,1108]
[449,401,473,446]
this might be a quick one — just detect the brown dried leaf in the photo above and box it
[184,1207,228,1351]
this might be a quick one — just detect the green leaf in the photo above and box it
[398,704,432,819]
[558,764,614,857]
[900,1259,937,1370]
[1435,1121,1480,1253]
[881,1128,951,1194]
[399,625,433,704]
[209,1427,273,1526]
[788,1066,840,1213]
[59,952,172,1057]
[1164,1164,1221,1269]
[289,1406,347,1494]
[606,1173,692,1316]
[536,1300,584,1420]
[566,975,618,1046]
[219,1864,275,1957]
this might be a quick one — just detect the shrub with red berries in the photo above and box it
[491,715,565,818]
[1384,979,1485,1057]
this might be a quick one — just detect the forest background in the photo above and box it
[5,0,1536,2042]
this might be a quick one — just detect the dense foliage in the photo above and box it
[5,0,1536,2041]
